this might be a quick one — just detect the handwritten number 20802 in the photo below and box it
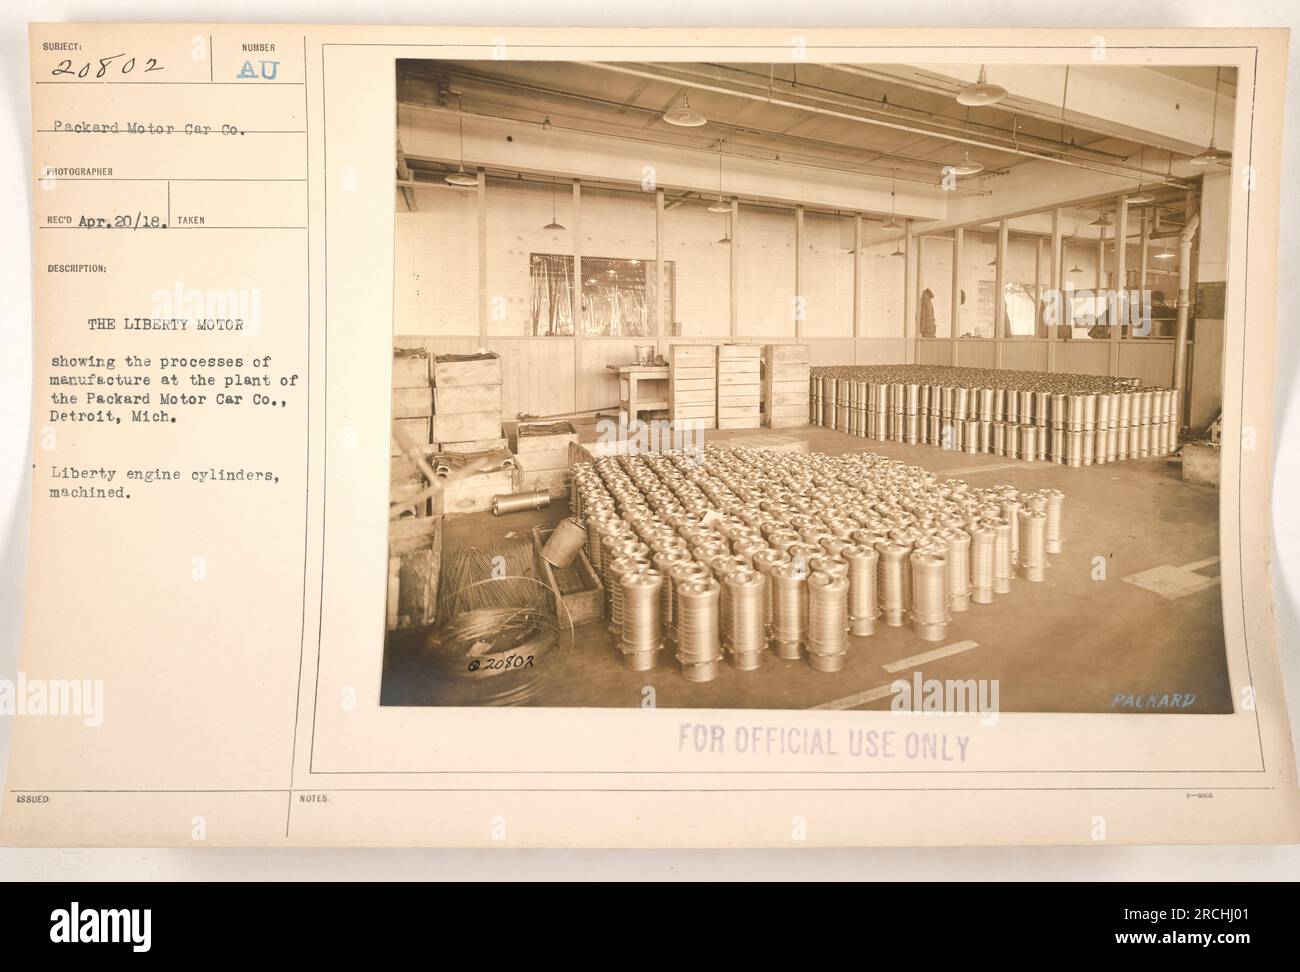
[52,54,163,79]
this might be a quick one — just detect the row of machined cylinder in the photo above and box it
[808,366,1180,466]
[569,446,1065,681]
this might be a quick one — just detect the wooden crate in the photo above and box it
[763,344,811,429]
[431,410,504,445]
[393,348,430,388]
[670,345,716,428]
[387,516,442,629]
[513,448,570,473]
[433,351,502,387]
[438,434,507,454]
[515,421,579,455]
[517,468,570,493]
[393,385,433,419]
[530,526,605,626]
[717,345,761,428]
[434,382,503,416]
[391,442,438,486]
[438,468,514,516]
[390,417,430,457]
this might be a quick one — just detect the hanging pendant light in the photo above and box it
[956,65,1008,107]
[1090,210,1112,227]
[890,244,906,259]
[542,176,565,231]
[444,96,479,187]
[1190,67,1232,166]
[663,93,707,127]
[881,170,903,230]
[716,208,732,245]
[708,140,732,212]
[1154,247,1176,260]
[947,149,984,176]
[1127,145,1156,205]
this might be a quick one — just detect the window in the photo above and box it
[957,232,996,338]
[1003,234,1044,338]
[917,237,953,338]
[529,254,673,337]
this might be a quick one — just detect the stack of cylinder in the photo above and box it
[568,445,1066,681]
[808,364,1179,466]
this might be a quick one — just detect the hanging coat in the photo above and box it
[919,288,936,338]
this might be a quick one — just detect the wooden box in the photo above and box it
[391,417,431,456]
[763,344,811,429]
[438,434,507,454]
[435,382,503,416]
[393,348,430,388]
[433,351,502,388]
[387,516,442,629]
[438,468,515,516]
[530,526,605,626]
[430,410,505,445]
[515,421,579,455]
[393,385,433,419]
[670,345,717,430]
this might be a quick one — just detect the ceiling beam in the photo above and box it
[829,63,1233,158]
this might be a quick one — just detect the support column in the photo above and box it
[571,178,582,411]
[853,213,863,343]
[1048,208,1062,370]
[994,219,1008,367]
[951,226,963,361]
[655,187,665,350]
[729,196,739,340]
[476,168,488,346]
[794,205,805,340]
[904,221,916,363]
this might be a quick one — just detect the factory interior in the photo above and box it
[383,58,1234,713]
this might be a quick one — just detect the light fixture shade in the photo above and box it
[663,94,707,127]
[444,169,478,188]
[891,247,906,259]
[881,217,903,230]
[1126,191,1156,205]
[543,220,565,231]
[716,234,732,245]
[1090,213,1112,227]
[1069,264,1084,273]
[948,151,984,177]
[1190,143,1230,166]
[707,198,731,213]
[1154,249,1176,260]
[956,66,1008,107]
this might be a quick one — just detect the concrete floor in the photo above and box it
[383,423,1230,714]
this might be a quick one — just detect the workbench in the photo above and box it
[606,364,669,425]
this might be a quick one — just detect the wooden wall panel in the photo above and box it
[955,341,995,368]
[1118,341,1177,390]
[806,339,856,367]
[1054,341,1111,376]
[488,338,575,420]
[999,340,1049,372]
[855,338,908,364]
[577,340,640,411]
[915,341,954,365]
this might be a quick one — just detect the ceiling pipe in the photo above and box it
[1172,211,1200,399]
[578,61,1194,188]
[658,62,1136,164]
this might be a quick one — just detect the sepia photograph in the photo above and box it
[381,56,1235,715]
